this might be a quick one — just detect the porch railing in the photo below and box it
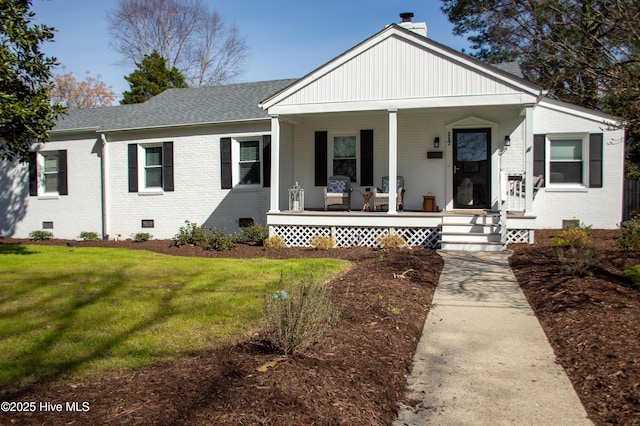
[502,172,526,212]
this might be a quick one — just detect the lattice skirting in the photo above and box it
[506,229,534,244]
[270,225,440,248]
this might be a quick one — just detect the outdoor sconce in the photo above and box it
[434,137,440,148]
[288,181,304,212]
[504,135,511,146]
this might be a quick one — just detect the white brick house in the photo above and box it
[0,17,625,250]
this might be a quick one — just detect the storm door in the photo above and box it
[453,128,491,209]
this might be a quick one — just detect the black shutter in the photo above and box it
[220,137,232,189]
[360,129,374,186]
[314,131,328,186]
[28,151,38,196]
[533,134,546,187]
[58,150,68,195]
[589,133,603,188]
[162,142,174,191]
[263,135,271,187]
[128,144,138,193]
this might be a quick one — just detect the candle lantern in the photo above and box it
[288,182,304,212]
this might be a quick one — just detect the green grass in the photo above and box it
[0,245,348,386]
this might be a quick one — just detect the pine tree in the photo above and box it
[121,51,188,104]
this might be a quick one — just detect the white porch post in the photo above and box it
[388,109,398,215]
[524,104,534,214]
[269,115,281,213]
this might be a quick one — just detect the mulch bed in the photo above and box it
[1,231,640,425]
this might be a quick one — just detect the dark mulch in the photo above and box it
[1,231,640,425]
[0,239,442,425]
[510,230,640,425]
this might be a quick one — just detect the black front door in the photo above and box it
[453,128,491,209]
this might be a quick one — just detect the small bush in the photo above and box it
[172,220,208,247]
[624,264,640,290]
[29,230,53,241]
[377,233,407,249]
[201,228,237,251]
[264,235,287,249]
[620,215,640,251]
[132,232,152,242]
[238,219,269,245]
[263,267,341,355]
[552,222,593,276]
[79,231,101,242]
[308,235,335,250]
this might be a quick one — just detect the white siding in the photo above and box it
[0,136,103,239]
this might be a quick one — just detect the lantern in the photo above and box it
[288,182,304,212]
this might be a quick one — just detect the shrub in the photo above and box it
[620,215,640,251]
[376,233,407,249]
[238,219,269,245]
[624,264,640,290]
[200,228,237,251]
[552,222,593,276]
[263,267,341,355]
[264,235,287,249]
[79,231,101,242]
[308,235,335,250]
[172,220,208,247]
[132,232,152,242]
[29,230,53,241]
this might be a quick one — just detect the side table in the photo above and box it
[361,192,373,211]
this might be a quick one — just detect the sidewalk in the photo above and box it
[394,250,592,426]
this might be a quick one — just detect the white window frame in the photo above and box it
[329,134,359,185]
[138,144,164,194]
[547,133,589,188]
[233,137,262,188]
[40,151,59,196]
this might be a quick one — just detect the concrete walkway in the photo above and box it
[394,250,592,426]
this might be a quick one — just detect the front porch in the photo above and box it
[267,209,535,250]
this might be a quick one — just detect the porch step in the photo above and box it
[439,213,505,251]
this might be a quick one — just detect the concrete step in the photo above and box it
[440,231,502,243]
[442,213,500,226]
[439,241,505,251]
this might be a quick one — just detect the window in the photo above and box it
[42,152,59,193]
[238,140,260,185]
[332,135,357,183]
[144,146,163,188]
[549,136,585,184]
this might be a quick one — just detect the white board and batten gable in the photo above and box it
[261,24,544,115]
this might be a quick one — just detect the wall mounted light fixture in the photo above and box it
[504,135,511,146]
[434,137,440,148]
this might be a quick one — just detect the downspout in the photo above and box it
[100,133,109,239]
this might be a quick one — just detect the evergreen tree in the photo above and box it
[0,0,65,162]
[121,51,188,104]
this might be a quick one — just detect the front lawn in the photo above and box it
[0,245,348,386]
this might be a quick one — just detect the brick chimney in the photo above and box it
[398,12,427,37]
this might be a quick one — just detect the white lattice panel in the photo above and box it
[396,227,440,248]
[336,227,388,247]
[272,225,331,247]
[506,229,533,244]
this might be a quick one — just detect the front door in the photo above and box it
[453,128,491,209]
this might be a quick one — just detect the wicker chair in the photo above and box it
[323,175,352,211]
[372,176,405,211]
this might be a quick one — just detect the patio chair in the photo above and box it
[372,176,405,211]
[324,175,352,211]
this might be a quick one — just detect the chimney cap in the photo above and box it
[400,12,414,22]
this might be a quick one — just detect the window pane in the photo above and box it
[334,136,356,159]
[551,140,582,161]
[333,159,356,182]
[550,162,583,183]
[44,174,58,193]
[239,162,260,184]
[240,141,260,162]
[145,147,162,166]
[146,168,162,187]
[44,153,58,172]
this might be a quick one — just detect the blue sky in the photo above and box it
[31,0,470,102]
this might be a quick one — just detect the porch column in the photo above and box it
[388,108,398,215]
[524,105,534,214]
[269,115,281,213]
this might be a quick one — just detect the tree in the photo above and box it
[0,0,65,162]
[107,0,248,87]
[121,51,188,104]
[440,0,640,175]
[51,68,116,108]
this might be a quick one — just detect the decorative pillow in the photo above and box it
[328,179,347,193]
[382,179,389,193]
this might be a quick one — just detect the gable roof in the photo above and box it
[53,79,298,134]
[260,24,543,112]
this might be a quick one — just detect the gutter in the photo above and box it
[100,133,109,240]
